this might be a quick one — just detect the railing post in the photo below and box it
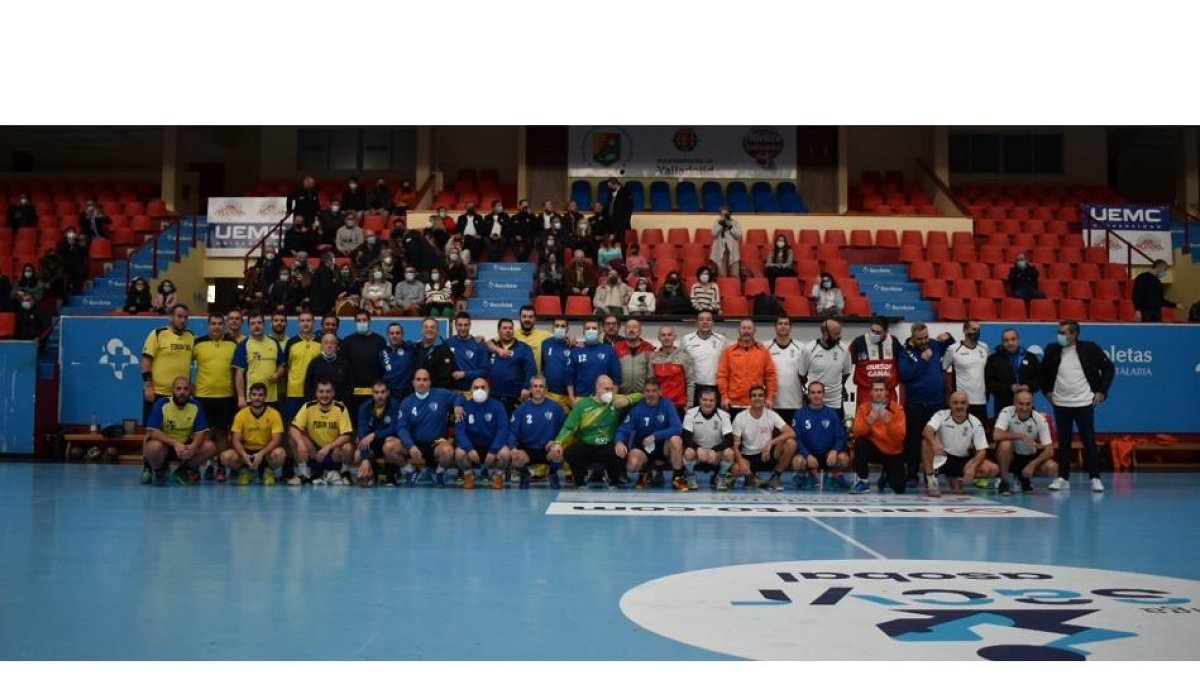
[174,219,181,263]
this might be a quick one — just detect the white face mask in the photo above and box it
[266,253,275,260]
[405,272,416,281]
[821,280,832,289]
[373,273,383,281]
[471,388,488,403]
[21,301,33,310]
[599,391,614,404]
[553,327,567,339]
[383,257,393,266]
[450,253,461,262]
[870,333,884,345]
[438,211,446,218]
[356,321,370,334]
[331,205,340,213]
[699,273,710,283]
[430,272,440,281]
[414,390,429,400]
[584,329,599,343]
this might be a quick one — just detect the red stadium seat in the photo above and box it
[924,246,950,264]
[1029,299,1058,322]
[922,279,949,300]
[950,232,974,249]
[964,262,990,280]
[1041,279,1063,300]
[951,279,979,298]
[926,231,949,249]
[564,296,593,316]
[823,230,847,247]
[1094,279,1122,299]
[951,246,977,264]
[1065,280,1093,299]
[0,312,15,338]
[534,295,562,315]
[1059,298,1087,321]
[1089,299,1118,322]
[844,297,872,317]
[640,228,664,246]
[1060,248,1083,265]
[900,230,923,248]
[975,218,996,238]
[938,297,968,321]
[667,228,690,245]
[1116,299,1136,322]
[874,229,899,248]
[723,296,750,316]
[1076,264,1100,283]
[782,296,812,317]
[693,229,714,246]
[849,230,872,248]
[908,260,935,281]
[939,262,964,281]
[1047,263,1073,281]
[681,243,706,261]
[979,245,1005,265]
[717,277,741,298]
[823,259,850,277]
[971,298,998,321]
[743,277,771,297]
[89,237,113,260]
[999,298,1028,321]
[898,245,922,264]
[980,278,1005,298]
[799,229,821,246]
[745,229,769,247]
[816,243,843,260]
[796,260,820,279]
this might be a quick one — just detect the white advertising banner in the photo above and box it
[1082,203,1174,265]
[205,197,289,257]
[568,126,797,179]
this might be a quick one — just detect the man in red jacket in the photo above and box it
[849,316,903,407]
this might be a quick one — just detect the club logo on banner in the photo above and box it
[569,126,797,179]
[206,197,289,258]
[620,560,1200,660]
[1082,204,1174,265]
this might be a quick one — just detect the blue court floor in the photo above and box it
[1,463,1198,660]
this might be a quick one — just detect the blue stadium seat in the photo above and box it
[754,194,780,213]
[701,181,723,212]
[777,182,798,199]
[727,182,752,213]
[650,181,672,212]
[596,183,612,209]
[751,182,772,198]
[571,180,592,209]
[677,182,699,212]
[627,181,645,212]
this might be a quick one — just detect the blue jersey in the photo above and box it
[357,398,401,439]
[508,398,567,450]
[791,406,846,457]
[446,335,489,387]
[540,338,575,395]
[898,337,954,405]
[380,342,417,399]
[455,398,509,454]
[488,340,536,398]
[570,342,621,397]
[396,389,464,447]
[618,398,682,448]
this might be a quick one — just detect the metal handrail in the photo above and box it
[242,216,289,276]
[124,216,184,289]
[1083,212,1161,276]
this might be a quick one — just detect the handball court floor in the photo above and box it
[2,463,1199,661]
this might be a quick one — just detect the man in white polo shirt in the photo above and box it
[993,389,1058,495]
[942,319,990,423]
[682,309,728,406]
[798,318,853,420]
[766,315,805,424]
[922,391,996,497]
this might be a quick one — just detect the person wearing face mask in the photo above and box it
[57,229,89,293]
[984,328,1042,415]
[588,201,612,242]
[567,249,597,299]
[656,272,691,316]
[423,267,455,317]
[538,200,560,240]
[850,379,908,494]
[124,277,153,314]
[6,193,38,229]
[942,320,990,424]
[13,291,51,347]
[307,254,339,316]
[153,279,178,314]
[303,332,353,402]
[593,269,632,317]
[508,199,538,262]
[849,316,903,408]
[395,368,467,488]
[341,176,367,217]
[78,201,111,240]
[267,269,296,315]
[1038,320,1115,493]
[336,212,365,256]
[484,200,511,262]
[318,200,346,244]
[355,232,384,272]
[709,209,742,278]
[541,317,576,410]
[596,234,623,270]
[627,277,656,316]
[445,234,472,266]
[454,378,513,490]
[798,319,853,421]
[604,177,634,244]
[286,177,321,227]
[624,244,649,280]
[254,246,283,285]
[283,214,319,258]
[360,267,394,315]
[1132,258,1179,322]
[434,207,455,233]
[568,319,622,404]
[811,274,844,317]
[1007,252,1045,301]
[367,179,394,216]
[340,310,387,420]
[456,202,485,261]
[332,264,361,305]
[689,265,722,315]
[393,266,426,316]
[538,245,564,296]
[550,375,642,488]
[897,321,955,487]
[764,236,797,292]
[564,218,596,260]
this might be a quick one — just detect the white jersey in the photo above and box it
[925,410,988,458]
[766,339,805,409]
[994,406,1052,455]
[682,331,728,386]
[797,339,853,408]
[732,408,787,456]
[941,341,989,405]
[682,406,734,449]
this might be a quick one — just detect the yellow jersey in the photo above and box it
[284,334,323,399]
[142,327,196,396]
[292,400,354,447]
[231,405,285,451]
[191,335,236,398]
[148,397,209,443]
[233,336,285,402]
[515,327,552,373]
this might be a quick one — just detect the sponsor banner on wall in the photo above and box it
[567,126,797,179]
[205,197,289,257]
[0,342,37,453]
[620,560,1200,660]
[980,323,1200,433]
[1082,203,1174,265]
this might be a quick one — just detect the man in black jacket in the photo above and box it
[368,179,393,215]
[456,203,485,261]
[304,332,353,402]
[1037,320,1115,493]
[1131,259,1178,322]
[79,201,111,240]
[984,328,1041,415]
[286,177,321,226]
[604,177,633,244]
[341,176,367,216]
[1007,252,1045,300]
[341,311,387,421]
[508,199,538,262]
[483,200,511,262]
[413,317,457,390]
[14,291,52,349]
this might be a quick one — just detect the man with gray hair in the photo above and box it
[897,321,955,487]
[614,318,655,396]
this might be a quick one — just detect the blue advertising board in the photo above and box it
[59,316,448,427]
[980,323,1200,433]
[0,341,38,453]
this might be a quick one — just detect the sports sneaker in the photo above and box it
[404,471,418,488]
[832,473,851,490]
[462,471,476,490]
[171,467,188,485]
[998,480,1012,496]
[418,468,434,485]
[152,469,168,487]
[215,466,228,483]
[649,470,665,487]
[339,471,353,486]
[434,471,446,488]
[1020,476,1034,493]
[491,472,505,490]
[519,472,531,489]
[926,474,941,498]
[1048,477,1070,491]
[719,473,736,491]
[612,474,630,488]
[141,466,153,485]
[548,472,561,490]
[235,469,253,486]
[1090,478,1105,493]
[686,473,698,490]
[768,475,784,491]
[749,474,768,490]
[806,473,821,490]
[974,478,993,490]
[850,479,870,494]
[203,463,215,482]
[636,471,651,489]
[285,475,302,486]
[672,474,689,491]
[263,471,277,486]
[793,472,805,490]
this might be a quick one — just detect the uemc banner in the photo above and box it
[568,126,797,179]
[980,323,1200,433]
[206,197,289,257]
[1082,204,1174,265]
[0,342,37,453]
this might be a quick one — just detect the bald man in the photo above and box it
[922,391,997,497]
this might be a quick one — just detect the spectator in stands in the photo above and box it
[594,268,632,316]
[399,222,442,273]
[341,176,367,216]
[153,279,178,314]
[287,176,320,226]
[588,201,612,242]
[317,201,345,247]
[57,228,89,294]
[253,245,282,286]
[360,267,394,315]
[446,233,471,266]
[434,207,455,233]
[564,217,596,260]
[625,243,649,280]
[484,200,511,262]
[562,201,585,231]
[690,265,722,315]
[537,201,560,250]
[424,268,455,317]
[605,177,634,243]
[333,265,361,309]
[709,208,742,278]
[541,232,563,267]
[1008,252,1045,301]
[39,248,70,301]
[457,203,485,261]
[811,273,845,317]
[0,269,12,312]
[764,235,797,292]
[368,179,393,216]
[284,215,319,258]
[1132,258,1179,322]
[394,181,416,215]
[567,249,598,300]
[6,194,37,230]
[394,266,426,316]
[425,214,449,250]
[596,234,624,271]
[445,247,470,299]
[354,231,385,272]
[657,272,692,315]
[627,277,656,315]
[13,291,51,346]
[984,328,1041,414]
[267,269,296,315]
[379,251,400,284]
[509,199,537,262]
[538,250,564,297]
[78,201,111,240]
[122,277,152,314]
[336,212,364,256]
[308,253,339,316]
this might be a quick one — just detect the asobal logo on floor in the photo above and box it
[547,493,1052,518]
[620,560,1200,660]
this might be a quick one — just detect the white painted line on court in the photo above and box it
[804,516,887,559]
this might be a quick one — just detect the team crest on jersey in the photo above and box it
[484,413,493,422]
[599,353,606,361]
[465,350,475,359]
[961,426,969,437]
[431,403,440,412]
[384,416,392,424]
[656,414,665,423]
[821,419,830,429]
[544,411,554,420]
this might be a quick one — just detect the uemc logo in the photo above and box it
[1087,206,1166,224]
[620,560,1200,660]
